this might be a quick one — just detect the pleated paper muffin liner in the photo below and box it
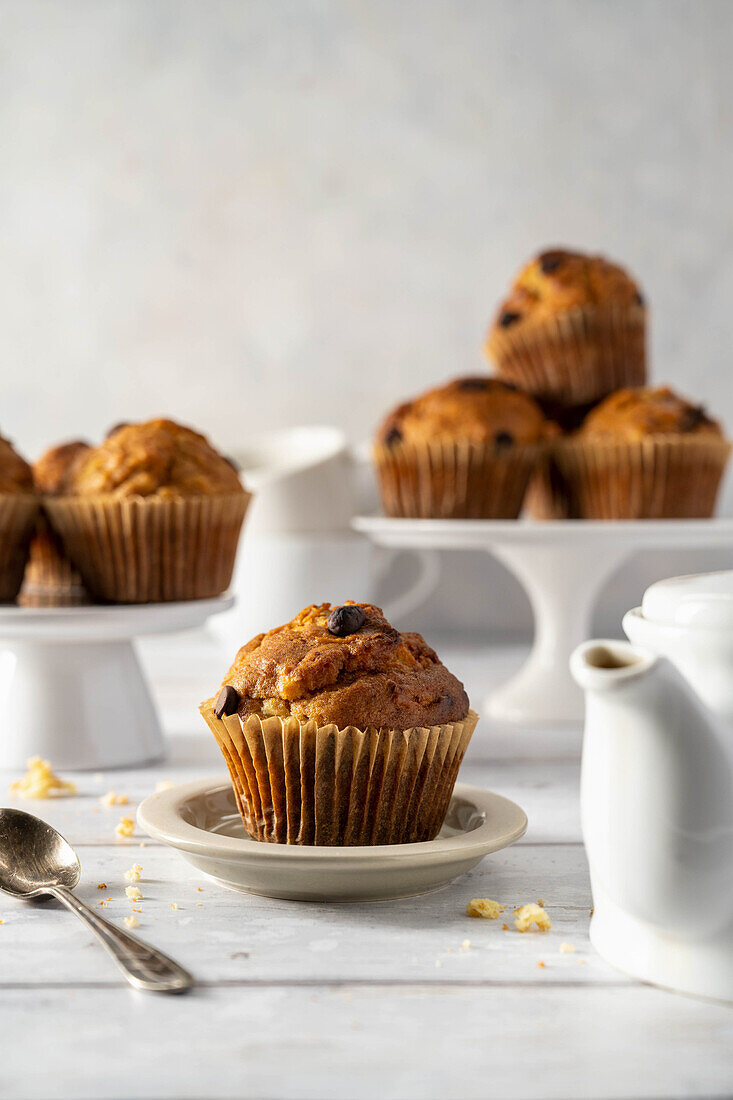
[373,439,541,519]
[200,704,478,846]
[44,492,250,603]
[487,303,646,407]
[19,513,89,606]
[0,494,41,602]
[550,434,732,519]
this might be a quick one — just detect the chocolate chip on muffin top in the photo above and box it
[214,602,469,730]
[0,433,34,495]
[580,387,723,442]
[376,376,552,449]
[68,418,244,498]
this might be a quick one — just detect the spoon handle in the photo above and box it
[49,885,193,993]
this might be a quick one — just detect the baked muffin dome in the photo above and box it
[580,387,722,441]
[215,602,469,730]
[491,248,642,332]
[69,418,243,498]
[377,376,551,449]
[33,441,91,495]
[0,434,33,495]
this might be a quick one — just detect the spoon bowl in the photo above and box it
[0,808,80,897]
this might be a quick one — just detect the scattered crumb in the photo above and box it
[97,900,107,908]
[501,923,509,931]
[459,940,471,953]
[537,897,546,906]
[170,902,179,910]
[97,883,107,890]
[124,915,139,930]
[155,779,174,792]
[125,886,142,902]
[132,908,142,914]
[139,842,146,849]
[0,919,4,924]
[100,791,129,807]
[196,887,203,892]
[559,942,576,954]
[514,903,552,933]
[466,898,506,920]
[578,959,586,966]
[115,817,134,838]
[537,961,546,969]
[590,907,594,916]
[124,864,143,883]
[9,757,76,799]
[196,904,203,908]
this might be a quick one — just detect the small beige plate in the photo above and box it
[137,779,528,902]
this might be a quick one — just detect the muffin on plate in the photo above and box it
[549,386,731,519]
[21,440,91,605]
[200,602,477,846]
[44,418,250,603]
[374,376,554,519]
[0,433,39,602]
[485,248,646,406]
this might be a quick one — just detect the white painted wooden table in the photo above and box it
[1,630,731,1100]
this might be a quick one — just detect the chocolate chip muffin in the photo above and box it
[44,419,250,602]
[0,433,39,602]
[200,602,477,845]
[21,440,91,606]
[485,248,646,406]
[549,387,730,519]
[374,376,554,518]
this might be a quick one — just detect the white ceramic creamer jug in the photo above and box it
[570,570,733,1002]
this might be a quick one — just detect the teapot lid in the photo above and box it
[641,570,733,628]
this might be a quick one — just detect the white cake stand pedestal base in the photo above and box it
[0,596,233,771]
[354,518,733,726]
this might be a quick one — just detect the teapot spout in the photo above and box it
[572,637,733,937]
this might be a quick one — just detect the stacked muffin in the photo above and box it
[19,418,250,605]
[374,246,730,520]
[0,434,39,602]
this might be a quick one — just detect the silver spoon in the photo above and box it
[0,807,193,993]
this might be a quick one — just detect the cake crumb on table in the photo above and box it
[125,886,142,901]
[125,864,143,883]
[100,791,129,807]
[465,898,506,919]
[124,915,139,930]
[514,903,552,932]
[115,817,134,838]
[9,757,76,799]
[97,883,107,890]
[559,942,576,954]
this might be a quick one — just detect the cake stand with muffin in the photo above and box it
[359,357,733,727]
[0,419,250,771]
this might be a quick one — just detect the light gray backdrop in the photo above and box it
[2,0,732,635]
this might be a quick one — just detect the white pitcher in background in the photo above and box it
[571,570,733,1003]
[211,425,439,646]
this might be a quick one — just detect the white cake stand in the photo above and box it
[0,595,233,772]
[354,518,733,726]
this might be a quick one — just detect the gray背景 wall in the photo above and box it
[2,0,732,636]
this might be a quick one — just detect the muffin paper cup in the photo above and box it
[200,703,478,846]
[0,495,41,602]
[550,435,731,519]
[44,492,250,603]
[373,439,541,519]
[20,513,89,606]
[487,303,646,406]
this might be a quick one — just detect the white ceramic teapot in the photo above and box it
[570,570,733,1003]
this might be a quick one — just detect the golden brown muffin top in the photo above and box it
[376,376,552,448]
[69,418,244,498]
[212,602,470,730]
[0,434,33,495]
[33,441,91,495]
[489,248,643,334]
[580,387,723,441]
